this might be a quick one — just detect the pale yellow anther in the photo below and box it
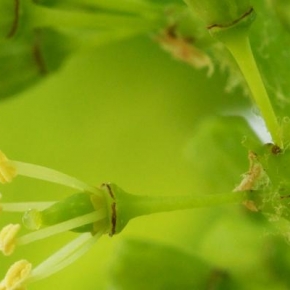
[0,151,17,184]
[0,260,32,290]
[0,224,21,256]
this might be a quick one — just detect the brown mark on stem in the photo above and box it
[102,183,117,236]
[110,202,117,236]
[207,7,254,30]
[32,30,47,75]
[7,0,20,38]
[271,144,282,155]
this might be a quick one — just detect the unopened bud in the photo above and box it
[0,28,73,98]
[0,0,23,40]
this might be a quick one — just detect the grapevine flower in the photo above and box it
[0,150,248,289]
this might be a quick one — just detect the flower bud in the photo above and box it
[0,28,73,98]
[185,0,253,29]
[0,0,22,40]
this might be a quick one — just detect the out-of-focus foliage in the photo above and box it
[108,238,236,290]
[1,0,290,289]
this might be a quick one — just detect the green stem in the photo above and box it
[106,184,247,234]
[123,191,247,217]
[72,26,156,52]
[49,0,163,18]
[27,3,160,31]
[218,30,283,148]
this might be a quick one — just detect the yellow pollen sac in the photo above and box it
[0,224,21,256]
[0,260,32,290]
[0,151,17,184]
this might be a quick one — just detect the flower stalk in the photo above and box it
[212,21,283,148]
[184,0,283,148]
[103,183,247,234]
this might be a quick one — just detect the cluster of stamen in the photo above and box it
[0,150,110,289]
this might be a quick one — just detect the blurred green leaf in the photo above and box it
[108,238,235,290]
[184,116,261,193]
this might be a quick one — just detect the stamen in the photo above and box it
[1,202,55,212]
[12,161,102,195]
[0,260,32,290]
[18,209,107,245]
[30,231,103,282]
[0,224,21,256]
[0,151,17,184]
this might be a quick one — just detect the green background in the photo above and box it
[0,33,287,289]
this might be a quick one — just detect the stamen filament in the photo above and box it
[1,202,55,212]
[30,231,103,282]
[12,161,102,196]
[18,209,107,246]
